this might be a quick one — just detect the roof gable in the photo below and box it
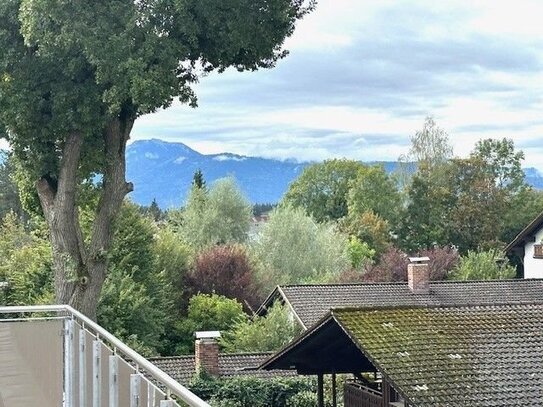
[506,209,543,253]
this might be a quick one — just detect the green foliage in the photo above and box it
[347,236,375,269]
[253,203,276,216]
[1,0,313,179]
[407,116,453,167]
[174,294,246,354]
[0,0,312,316]
[189,294,245,333]
[472,138,526,193]
[221,303,302,353]
[347,165,401,226]
[398,164,453,251]
[449,250,517,281]
[285,391,318,407]
[399,137,531,253]
[252,205,350,293]
[176,177,252,248]
[0,213,54,305]
[153,225,193,309]
[189,374,317,407]
[97,203,172,355]
[0,152,24,220]
[340,211,392,258]
[283,159,365,222]
[140,199,164,222]
[193,169,206,190]
[501,188,543,244]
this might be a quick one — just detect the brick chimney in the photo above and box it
[195,331,221,376]
[408,257,430,294]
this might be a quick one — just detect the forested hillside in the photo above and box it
[123,139,543,206]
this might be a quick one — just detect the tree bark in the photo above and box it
[36,117,134,320]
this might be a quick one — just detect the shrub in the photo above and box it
[449,249,517,280]
[173,294,246,354]
[221,303,302,353]
[189,374,318,407]
[252,205,350,294]
[186,245,260,311]
[363,246,459,282]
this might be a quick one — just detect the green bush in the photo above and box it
[189,374,317,407]
[449,249,517,281]
[220,303,302,353]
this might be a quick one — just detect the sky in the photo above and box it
[132,0,543,170]
[9,1,541,169]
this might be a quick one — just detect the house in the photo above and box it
[258,259,543,406]
[149,331,295,384]
[505,209,543,278]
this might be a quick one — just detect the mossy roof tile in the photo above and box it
[333,304,543,406]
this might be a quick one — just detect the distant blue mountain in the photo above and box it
[4,141,542,207]
[524,167,543,190]
[126,139,309,207]
[125,140,543,207]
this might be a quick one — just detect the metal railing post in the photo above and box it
[93,340,102,407]
[130,374,142,407]
[147,381,156,407]
[109,355,119,407]
[80,328,87,407]
[64,318,75,407]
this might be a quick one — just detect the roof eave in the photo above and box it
[505,209,543,253]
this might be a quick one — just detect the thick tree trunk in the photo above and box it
[36,118,134,320]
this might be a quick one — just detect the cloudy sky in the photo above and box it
[133,0,543,170]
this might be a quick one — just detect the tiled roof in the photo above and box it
[149,352,296,384]
[334,304,543,406]
[262,279,543,329]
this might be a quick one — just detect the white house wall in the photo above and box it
[524,227,543,278]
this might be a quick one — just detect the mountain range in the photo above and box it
[2,140,542,207]
[126,139,543,207]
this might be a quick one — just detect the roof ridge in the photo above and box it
[280,278,543,289]
[331,301,543,313]
[220,352,274,357]
[148,355,194,361]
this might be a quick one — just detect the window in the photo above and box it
[534,244,543,259]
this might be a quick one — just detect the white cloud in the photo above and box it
[212,155,246,162]
[131,0,543,171]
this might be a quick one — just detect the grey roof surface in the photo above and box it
[264,303,543,406]
[149,352,295,384]
[261,279,543,329]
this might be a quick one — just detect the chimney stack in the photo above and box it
[195,331,221,376]
[408,257,430,294]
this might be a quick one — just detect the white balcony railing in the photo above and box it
[0,304,210,407]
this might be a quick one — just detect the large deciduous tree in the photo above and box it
[283,159,365,222]
[0,0,313,318]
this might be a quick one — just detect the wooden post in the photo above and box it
[382,378,391,407]
[317,374,324,407]
[331,373,337,407]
